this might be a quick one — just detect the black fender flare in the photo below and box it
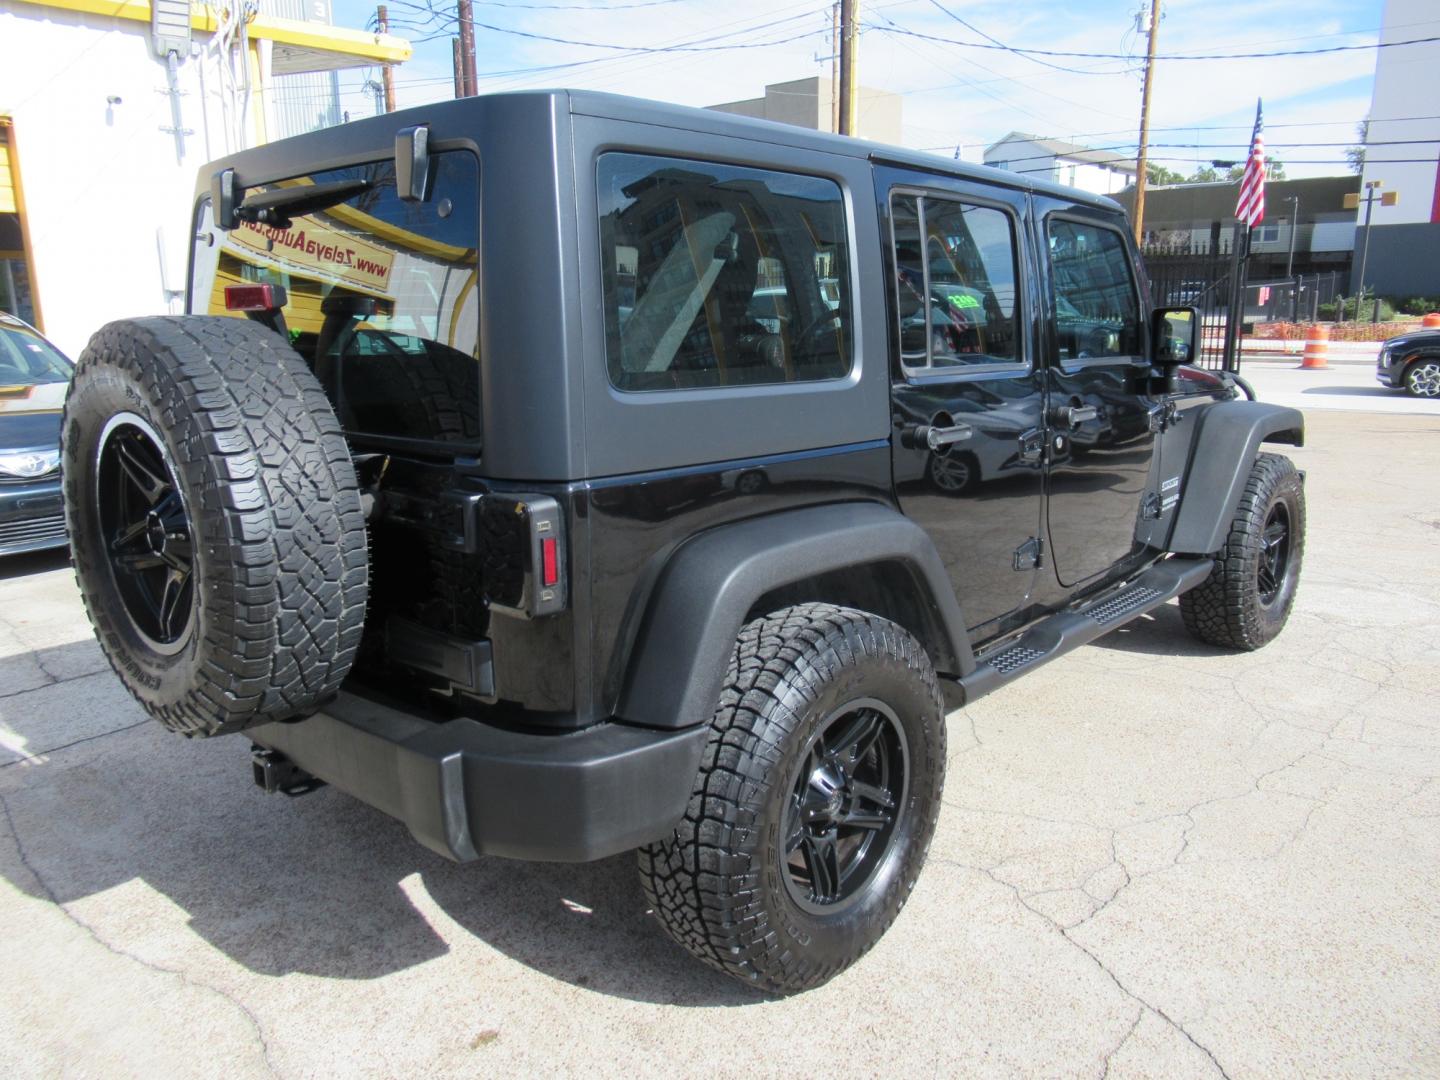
[614,502,973,730]
[1168,400,1304,556]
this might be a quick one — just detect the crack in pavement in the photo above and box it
[0,663,112,702]
[1099,1007,1144,1080]
[947,856,1232,1079]
[0,790,281,1078]
[1,718,151,769]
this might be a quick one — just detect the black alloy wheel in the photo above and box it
[96,415,195,651]
[62,316,368,737]
[1255,502,1290,607]
[782,701,907,913]
[1179,452,1305,651]
[639,604,946,995]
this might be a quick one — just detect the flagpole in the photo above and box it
[1225,99,1265,373]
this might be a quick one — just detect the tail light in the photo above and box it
[224,284,287,312]
[442,492,566,618]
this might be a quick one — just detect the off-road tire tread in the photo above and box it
[1179,452,1303,650]
[637,603,945,995]
[64,316,368,736]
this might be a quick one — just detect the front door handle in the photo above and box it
[1050,404,1099,429]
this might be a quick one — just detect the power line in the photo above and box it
[924,0,1125,75]
[917,116,1440,153]
[872,22,1440,61]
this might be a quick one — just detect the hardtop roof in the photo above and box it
[559,89,1125,212]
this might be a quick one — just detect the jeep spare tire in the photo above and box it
[63,317,369,737]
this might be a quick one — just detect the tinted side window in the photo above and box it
[598,153,851,392]
[191,152,481,448]
[1047,219,1142,361]
[891,193,1023,373]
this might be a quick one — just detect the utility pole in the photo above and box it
[457,0,477,97]
[838,0,859,136]
[452,38,464,99]
[377,5,396,112]
[830,3,841,134]
[1130,0,1162,247]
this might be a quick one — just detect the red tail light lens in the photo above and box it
[224,284,288,312]
[540,537,559,588]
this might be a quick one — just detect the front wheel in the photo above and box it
[1180,452,1305,650]
[1404,358,1440,398]
[638,604,946,995]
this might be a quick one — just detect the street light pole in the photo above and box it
[1285,193,1299,320]
[1356,181,1379,313]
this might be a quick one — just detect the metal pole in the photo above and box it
[838,0,858,136]
[457,0,477,97]
[1356,187,1375,304]
[378,6,396,113]
[1285,193,1298,319]
[1131,0,1163,246]
[1284,194,1299,279]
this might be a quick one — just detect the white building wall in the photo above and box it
[985,138,1131,196]
[0,6,257,357]
[1360,0,1440,228]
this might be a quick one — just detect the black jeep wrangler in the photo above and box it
[61,91,1305,994]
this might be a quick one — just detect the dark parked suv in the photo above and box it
[62,91,1306,994]
[1375,328,1440,397]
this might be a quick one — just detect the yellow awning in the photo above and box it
[13,1,412,73]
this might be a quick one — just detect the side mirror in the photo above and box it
[1152,306,1197,369]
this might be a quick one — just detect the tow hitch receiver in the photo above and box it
[251,747,326,797]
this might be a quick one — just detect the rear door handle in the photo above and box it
[919,423,974,450]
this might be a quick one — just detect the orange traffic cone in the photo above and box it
[1300,325,1329,369]
[1422,312,1440,328]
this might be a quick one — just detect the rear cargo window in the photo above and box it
[598,152,852,393]
[189,151,480,450]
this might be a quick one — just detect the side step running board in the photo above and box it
[955,557,1214,705]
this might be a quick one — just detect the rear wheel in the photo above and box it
[63,316,368,737]
[1180,452,1304,651]
[638,604,946,994]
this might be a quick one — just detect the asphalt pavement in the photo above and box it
[1,399,1437,1077]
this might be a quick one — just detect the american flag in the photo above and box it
[1235,99,1266,227]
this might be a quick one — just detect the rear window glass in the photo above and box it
[891,193,1023,372]
[190,151,480,449]
[598,152,852,392]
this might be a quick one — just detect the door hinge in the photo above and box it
[1148,401,1178,434]
[1013,536,1045,571]
[1018,427,1045,464]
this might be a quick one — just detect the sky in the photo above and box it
[324,0,1421,179]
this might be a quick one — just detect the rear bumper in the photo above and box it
[0,476,67,556]
[247,691,708,863]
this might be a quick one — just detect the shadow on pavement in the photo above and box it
[1087,603,1229,657]
[1301,386,1404,399]
[0,712,759,1007]
[0,547,70,582]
